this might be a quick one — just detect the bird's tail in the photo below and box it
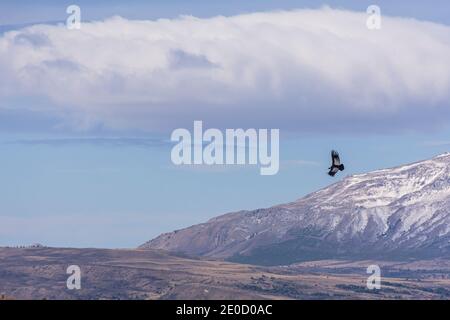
[339,164,345,171]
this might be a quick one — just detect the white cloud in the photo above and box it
[1,8,450,133]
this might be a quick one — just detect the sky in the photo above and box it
[1,1,450,248]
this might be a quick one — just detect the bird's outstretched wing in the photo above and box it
[331,150,341,166]
[328,167,339,176]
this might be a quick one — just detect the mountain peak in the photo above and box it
[141,154,450,265]
[433,152,450,159]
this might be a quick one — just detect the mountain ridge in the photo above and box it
[141,153,450,265]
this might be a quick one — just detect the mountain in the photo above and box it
[141,154,450,265]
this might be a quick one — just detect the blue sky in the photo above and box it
[2,0,450,25]
[1,1,450,248]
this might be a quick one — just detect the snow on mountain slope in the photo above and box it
[141,154,450,265]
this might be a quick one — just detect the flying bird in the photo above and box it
[328,150,345,177]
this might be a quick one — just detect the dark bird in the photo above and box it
[328,150,345,177]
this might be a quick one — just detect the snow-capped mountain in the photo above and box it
[141,154,450,265]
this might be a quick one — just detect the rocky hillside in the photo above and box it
[141,154,450,265]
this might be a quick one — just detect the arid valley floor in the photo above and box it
[0,247,449,300]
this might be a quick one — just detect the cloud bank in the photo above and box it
[1,8,450,133]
